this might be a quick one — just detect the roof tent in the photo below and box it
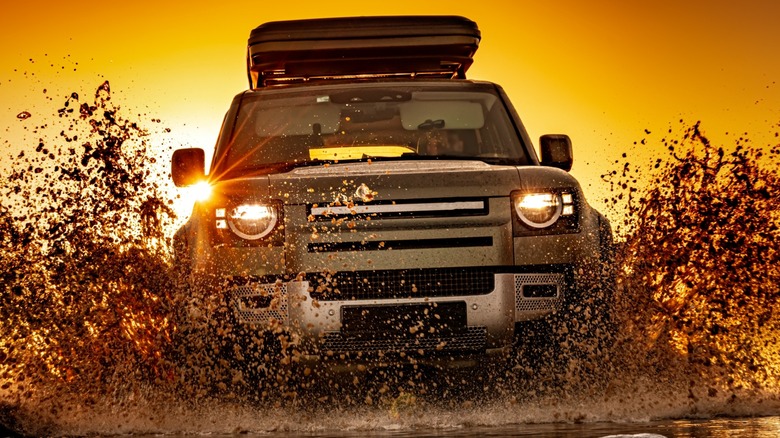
[247,16,481,88]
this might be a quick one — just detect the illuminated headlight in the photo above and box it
[216,204,278,240]
[513,191,575,229]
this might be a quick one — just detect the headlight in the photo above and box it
[513,192,575,229]
[216,204,278,240]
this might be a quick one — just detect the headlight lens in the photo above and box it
[217,204,278,240]
[515,193,561,228]
[512,190,577,233]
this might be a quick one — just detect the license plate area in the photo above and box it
[341,302,467,338]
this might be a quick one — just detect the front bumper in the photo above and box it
[227,268,568,359]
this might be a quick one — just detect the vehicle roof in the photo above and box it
[246,16,480,88]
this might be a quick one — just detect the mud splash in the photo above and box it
[1,82,780,435]
[605,122,780,399]
[1,82,179,432]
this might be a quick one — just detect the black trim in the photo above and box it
[308,236,491,253]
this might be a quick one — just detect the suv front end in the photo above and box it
[170,16,612,377]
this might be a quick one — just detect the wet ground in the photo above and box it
[180,417,780,438]
[4,414,780,437]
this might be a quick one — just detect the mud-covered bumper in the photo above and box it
[227,268,568,359]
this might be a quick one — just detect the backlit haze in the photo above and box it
[2,2,780,435]
[2,0,779,223]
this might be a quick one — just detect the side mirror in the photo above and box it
[540,134,573,172]
[171,148,206,187]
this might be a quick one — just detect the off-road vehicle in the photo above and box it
[171,16,613,373]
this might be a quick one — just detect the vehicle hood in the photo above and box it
[279,160,522,203]
[211,160,582,204]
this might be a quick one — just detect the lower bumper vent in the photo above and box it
[229,282,289,324]
[321,326,487,354]
[514,273,564,313]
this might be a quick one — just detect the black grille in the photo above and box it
[307,267,496,301]
[308,237,492,253]
[321,327,487,354]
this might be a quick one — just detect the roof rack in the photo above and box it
[246,16,481,89]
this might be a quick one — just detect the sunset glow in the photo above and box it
[3,4,780,433]
[2,1,779,222]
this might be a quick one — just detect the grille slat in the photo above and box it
[308,198,488,221]
[308,268,496,301]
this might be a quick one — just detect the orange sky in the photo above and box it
[2,0,779,220]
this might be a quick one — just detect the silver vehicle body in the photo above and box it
[171,16,611,369]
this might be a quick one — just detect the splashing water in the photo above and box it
[1,82,179,432]
[1,82,780,435]
[606,122,780,400]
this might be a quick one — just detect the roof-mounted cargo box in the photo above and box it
[247,16,480,88]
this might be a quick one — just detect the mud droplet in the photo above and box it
[95,81,110,98]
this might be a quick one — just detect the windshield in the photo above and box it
[217,83,530,174]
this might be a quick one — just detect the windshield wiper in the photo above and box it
[399,154,522,165]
